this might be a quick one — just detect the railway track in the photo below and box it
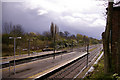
[36,46,102,80]
[2,45,98,68]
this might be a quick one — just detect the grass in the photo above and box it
[2,48,54,57]
[2,50,43,57]
[83,56,114,80]
[89,47,97,52]
[76,48,103,79]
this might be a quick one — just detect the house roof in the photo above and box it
[106,4,120,11]
[114,1,120,6]
[114,1,120,7]
[113,6,120,11]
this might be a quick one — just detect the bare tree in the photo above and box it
[10,24,24,36]
[64,31,70,38]
[3,22,13,34]
[59,32,64,37]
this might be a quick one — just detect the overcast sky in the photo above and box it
[2,0,108,39]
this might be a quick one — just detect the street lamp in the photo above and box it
[9,37,21,75]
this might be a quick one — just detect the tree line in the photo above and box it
[2,22,102,56]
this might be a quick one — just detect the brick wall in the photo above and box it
[112,6,120,73]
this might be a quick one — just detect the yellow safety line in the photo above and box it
[28,65,59,78]
[24,62,65,80]
[1,51,65,72]
[1,57,52,72]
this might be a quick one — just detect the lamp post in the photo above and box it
[72,40,73,52]
[28,39,30,56]
[9,37,21,75]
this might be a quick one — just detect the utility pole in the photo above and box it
[53,32,56,59]
[9,37,21,75]
[72,40,73,52]
[28,39,30,56]
[27,39,33,56]
[86,43,89,67]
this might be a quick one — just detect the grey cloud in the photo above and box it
[2,2,105,39]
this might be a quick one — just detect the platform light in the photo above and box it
[9,37,21,75]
